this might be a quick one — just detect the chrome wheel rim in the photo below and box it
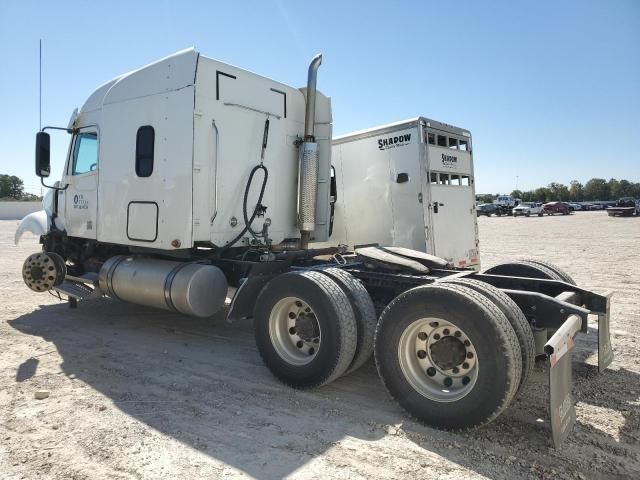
[269,297,321,366]
[398,318,478,402]
[22,252,60,292]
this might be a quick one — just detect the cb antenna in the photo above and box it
[39,39,42,131]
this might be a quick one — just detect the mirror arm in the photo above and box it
[42,125,73,133]
[41,177,68,191]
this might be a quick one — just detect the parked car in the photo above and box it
[512,202,544,217]
[544,201,571,215]
[476,203,502,217]
[568,202,582,211]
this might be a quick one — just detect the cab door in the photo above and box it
[61,130,99,239]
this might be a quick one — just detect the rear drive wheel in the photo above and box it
[375,283,522,430]
[483,260,564,281]
[254,271,357,388]
[519,259,576,285]
[441,278,535,392]
[320,267,377,374]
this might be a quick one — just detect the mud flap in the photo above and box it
[598,291,614,372]
[544,314,582,448]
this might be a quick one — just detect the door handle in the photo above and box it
[433,203,438,214]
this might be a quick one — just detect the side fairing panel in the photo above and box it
[193,57,318,246]
[97,87,194,248]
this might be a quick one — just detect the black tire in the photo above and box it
[538,212,543,217]
[519,259,576,285]
[483,260,564,281]
[374,283,521,430]
[441,278,535,392]
[320,267,377,374]
[525,211,530,217]
[254,270,358,388]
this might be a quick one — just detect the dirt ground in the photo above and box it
[1,212,639,479]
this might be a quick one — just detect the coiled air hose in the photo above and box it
[221,164,269,250]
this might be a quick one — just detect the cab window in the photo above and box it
[72,132,98,175]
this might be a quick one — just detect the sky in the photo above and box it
[0,0,638,195]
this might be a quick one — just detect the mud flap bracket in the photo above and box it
[597,291,614,372]
[544,314,581,448]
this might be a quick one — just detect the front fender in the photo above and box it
[15,210,49,245]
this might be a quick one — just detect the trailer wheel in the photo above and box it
[375,283,521,430]
[483,260,564,281]
[517,259,576,285]
[319,267,377,374]
[254,270,358,388]
[441,278,534,393]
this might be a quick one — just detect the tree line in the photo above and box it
[477,178,640,204]
[0,174,42,201]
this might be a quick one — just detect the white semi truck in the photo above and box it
[15,48,613,447]
[325,118,479,269]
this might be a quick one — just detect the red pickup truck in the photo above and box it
[544,201,571,215]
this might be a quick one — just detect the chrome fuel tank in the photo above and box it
[99,256,227,318]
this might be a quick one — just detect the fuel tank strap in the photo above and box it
[163,262,191,312]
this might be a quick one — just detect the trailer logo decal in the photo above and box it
[378,134,411,150]
[441,153,458,168]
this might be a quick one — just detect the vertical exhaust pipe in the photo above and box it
[298,54,323,248]
[304,54,322,140]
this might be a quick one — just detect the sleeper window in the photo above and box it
[437,135,447,147]
[136,126,155,177]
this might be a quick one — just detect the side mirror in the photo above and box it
[35,131,51,177]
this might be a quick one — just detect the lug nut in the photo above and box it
[430,321,439,328]
[295,301,303,307]
[454,331,461,337]
[417,350,427,359]
[433,333,441,340]
[417,332,427,341]
[426,367,436,377]
[462,362,469,369]
[308,347,315,355]
[289,327,296,335]
[443,328,450,335]
[462,376,470,385]
[443,377,453,387]
[296,341,303,348]
[464,340,471,347]
[467,352,474,359]
[288,312,296,319]
[452,367,459,374]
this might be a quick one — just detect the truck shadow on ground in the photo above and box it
[8,300,639,479]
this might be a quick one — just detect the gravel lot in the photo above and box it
[1,212,638,479]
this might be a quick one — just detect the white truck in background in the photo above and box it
[493,194,521,215]
[325,118,480,269]
[13,48,614,447]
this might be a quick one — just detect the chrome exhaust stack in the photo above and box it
[298,54,322,248]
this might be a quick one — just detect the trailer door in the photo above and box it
[425,131,479,268]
